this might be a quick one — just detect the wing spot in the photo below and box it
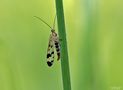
[51,45,53,48]
[47,61,52,67]
[51,60,54,62]
[57,53,60,60]
[56,48,60,52]
[55,45,59,48]
[51,51,54,55]
[55,43,58,46]
[47,54,51,58]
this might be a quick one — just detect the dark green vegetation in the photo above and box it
[55,0,71,90]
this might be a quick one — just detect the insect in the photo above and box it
[34,15,60,67]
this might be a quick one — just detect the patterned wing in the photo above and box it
[46,35,55,67]
[54,35,60,60]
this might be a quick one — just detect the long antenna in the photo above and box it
[34,16,52,29]
[53,14,57,29]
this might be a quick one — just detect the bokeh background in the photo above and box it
[0,0,123,90]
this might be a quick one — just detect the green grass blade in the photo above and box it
[55,0,71,90]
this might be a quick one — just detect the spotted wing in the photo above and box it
[54,36,60,60]
[46,35,55,67]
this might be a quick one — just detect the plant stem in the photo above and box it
[55,0,71,90]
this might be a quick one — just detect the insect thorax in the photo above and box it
[51,33,59,42]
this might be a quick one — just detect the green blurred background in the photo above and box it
[0,0,123,90]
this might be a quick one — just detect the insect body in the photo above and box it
[34,16,60,67]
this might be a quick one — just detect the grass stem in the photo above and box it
[55,0,71,90]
